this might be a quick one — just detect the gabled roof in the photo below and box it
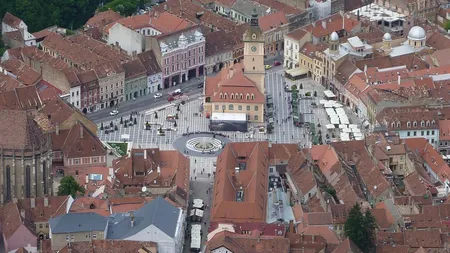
[86,9,123,32]
[1,58,41,86]
[137,50,162,76]
[49,212,108,233]
[2,12,23,28]
[57,240,157,253]
[205,63,265,104]
[258,11,288,33]
[18,196,71,223]
[122,59,146,79]
[0,202,35,240]
[303,13,360,38]
[332,238,363,253]
[211,142,270,223]
[107,196,180,239]
[60,121,106,159]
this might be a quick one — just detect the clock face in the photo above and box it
[251,46,257,52]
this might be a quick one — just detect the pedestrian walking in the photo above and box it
[195,159,197,164]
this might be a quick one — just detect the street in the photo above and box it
[87,76,205,123]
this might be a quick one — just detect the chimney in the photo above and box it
[31,198,36,208]
[322,20,326,29]
[398,75,401,85]
[131,212,135,227]
[80,124,83,139]
[44,197,48,207]
[56,124,60,136]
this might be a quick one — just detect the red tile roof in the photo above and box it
[32,28,52,41]
[287,150,317,196]
[105,12,193,35]
[1,58,41,86]
[286,28,308,41]
[303,13,360,38]
[405,138,450,182]
[300,225,341,245]
[205,63,265,104]
[0,202,35,240]
[211,142,270,223]
[440,119,450,141]
[59,121,106,159]
[258,11,288,33]
[0,70,22,92]
[70,197,110,217]
[58,240,157,253]
[86,10,123,32]
[18,196,70,223]
[332,238,363,253]
[2,12,23,28]
[109,197,154,213]
[205,231,290,253]
[67,34,130,63]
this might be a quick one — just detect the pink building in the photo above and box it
[155,26,206,88]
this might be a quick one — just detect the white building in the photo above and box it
[2,12,36,46]
[107,197,185,253]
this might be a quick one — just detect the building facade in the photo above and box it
[137,50,163,94]
[0,110,52,203]
[94,62,126,110]
[156,27,206,88]
[123,59,148,101]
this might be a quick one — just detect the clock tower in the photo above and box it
[243,9,265,94]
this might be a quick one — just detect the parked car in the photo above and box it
[167,96,175,102]
[154,93,162,98]
[109,110,119,116]
[171,89,182,96]
[265,65,272,70]
[273,61,281,66]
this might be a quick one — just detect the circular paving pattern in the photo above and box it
[173,133,231,157]
[186,137,223,152]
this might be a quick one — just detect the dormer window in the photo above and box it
[407,121,411,128]
[397,122,400,128]
[220,93,223,99]
[246,93,250,100]
[224,93,228,99]
[426,121,430,127]
[251,94,255,100]
[231,93,234,99]
[432,120,436,126]
[391,122,395,128]
[413,121,417,127]
[240,93,243,99]
[421,121,425,127]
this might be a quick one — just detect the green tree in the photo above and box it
[445,21,450,31]
[101,0,138,16]
[344,203,376,252]
[57,176,85,197]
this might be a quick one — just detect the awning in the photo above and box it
[290,67,308,77]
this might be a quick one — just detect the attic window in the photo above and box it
[251,94,255,100]
[426,121,430,127]
[231,93,234,99]
[391,122,395,128]
[397,122,400,128]
[224,93,228,99]
[421,121,425,127]
[246,93,250,100]
[240,93,243,99]
[407,121,411,128]
[432,120,436,126]
[413,121,417,127]
[220,93,223,99]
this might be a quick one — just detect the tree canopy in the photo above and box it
[99,0,138,17]
[57,175,85,198]
[0,0,103,33]
[344,203,377,253]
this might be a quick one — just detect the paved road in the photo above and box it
[87,77,205,123]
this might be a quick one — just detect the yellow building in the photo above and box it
[204,9,265,123]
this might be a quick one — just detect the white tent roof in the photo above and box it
[326,124,335,129]
[193,199,204,209]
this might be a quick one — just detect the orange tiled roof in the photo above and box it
[2,12,23,28]
[205,63,265,104]
[86,9,123,32]
[211,142,270,223]
[303,13,360,38]
[258,11,288,33]
[1,58,41,86]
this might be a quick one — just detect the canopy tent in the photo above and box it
[324,90,337,99]
[191,224,202,249]
[286,67,308,77]
[190,208,204,217]
[192,199,204,209]
[326,124,336,129]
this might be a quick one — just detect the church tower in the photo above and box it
[243,9,265,94]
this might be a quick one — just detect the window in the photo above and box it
[432,130,435,135]
[254,105,259,111]
[246,94,250,100]
[421,131,424,136]
[229,104,234,110]
[421,121,425,127]
[414,131,417,136]
[251,94,255,100]
[222,105,226,111]
[93,234,97,239]
[215,105,219,110]
[66,235,70,241]
[224,93,228,99]
[391,122,396,128]
[238,105,242,110]
[397,122,400,128]
[246,105,251,111]
[432,120,436,126]
[254,115,258,120]
[220,93,223,99]
[231,93,234,99]
[74,159,80,165]
[426,121,430,126]
[39,224,43,229]
[413,121,417,127]
[407,121,411,128]
[427,131,430,135]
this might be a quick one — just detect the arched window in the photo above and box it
[240,93,243,99]
[25,165,31,198]
[230,93,234,99]
[251,94,255,100]
[246,93,250,100]
[391,122,395,128]
[407,121,411,128]
[220,93,223,99]
[426,121,430,127]
[432,120,436,126]
[43,160,47,194]
[413,121,417,127]
[5,165,11,202]
[224,93,228,99]
[397,122,400,128]
[421,121,425,127]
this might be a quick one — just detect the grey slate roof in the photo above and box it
[49,212,108,233]
[107,196,180,239]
